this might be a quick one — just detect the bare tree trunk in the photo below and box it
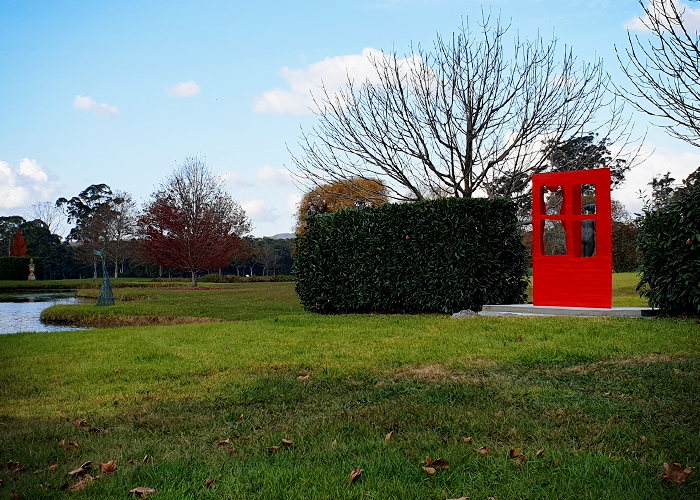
[191,271,198,287]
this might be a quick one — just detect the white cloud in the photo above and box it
[72,95,120,116]
[0,159,59,212]
[614,144,700,214]
[256,165,293,186]
[287,192,302,215]
[255,48,421,115]
[221,171,252,189]
[242,198,280,224]
[627,0,700,32]
[166,80,202,97]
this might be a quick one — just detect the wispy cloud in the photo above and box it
[626,0,700,32]
[72,95,120,116]
[224,166,293,189]
[0,159,60,212]
[166,80,202,97]
[255,48,421,115]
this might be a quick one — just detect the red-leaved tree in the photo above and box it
[10,230,28,257]
[140,154,252,286]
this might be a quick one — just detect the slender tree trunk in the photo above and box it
[191,271,198,287]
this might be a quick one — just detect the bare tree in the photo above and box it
[617,0,700,147]
[27,201,63,234]
[105,191,137,278]
[291,14,635,205]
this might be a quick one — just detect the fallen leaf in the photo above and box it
[447,497,469,500]
[129,486,158,497]
[641,436,648,444]
[115,368,120,374]
[205,387,210,393]
[660,463,693,484]
[83,427,101,433]
[203,478,216,488]
[237,414,244,421]
[8,460,21,473]
[350,466,363,484]
[384,431,393,443]
[60,440,79,451]
[332,440,337,448]
[512,455,528,465]
[71,418,86,427]
[69,461,93,477]
[70,480,86,492]
[463,437,473,444]
[517,335,523,342]
[270,446,281,454]
[475,446,489,455]
[49,464,58,472]
[128,459,136,465]
[101,461,117,474]
[228,446,236,455]
[297,374,310,381]
[536,449,545,457]
[509,448,521,458]
[431,458,450,470]
[551,459,561,467]
[142,455,149,464]
[423,466,436,475]
[603,392,611,397]
[281,439,293,446]
[218,439,230,446]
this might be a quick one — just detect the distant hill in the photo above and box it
[269,233,295,240]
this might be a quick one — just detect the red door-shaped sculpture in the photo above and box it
[532,168,612,308]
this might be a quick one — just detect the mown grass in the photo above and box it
[0,274,698,499]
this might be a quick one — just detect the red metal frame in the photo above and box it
[532,168,612,308]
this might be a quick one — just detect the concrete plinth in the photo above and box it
[480,304,658,318]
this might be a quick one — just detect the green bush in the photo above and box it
[0,256,44,280]
[295,197,528,314]
[637,174,700,315]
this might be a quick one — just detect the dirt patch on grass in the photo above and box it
[389,361,498,381]
[43,314,226,328]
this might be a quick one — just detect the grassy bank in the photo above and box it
[1,275,698,499]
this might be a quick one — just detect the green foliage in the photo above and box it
[0,256,44,280]
[637,172,700,314]
[295,197,528,313]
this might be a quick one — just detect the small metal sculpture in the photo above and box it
[94,249,115,306]
[582,203,596,258]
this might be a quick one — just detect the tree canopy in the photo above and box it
[140,154,252,286]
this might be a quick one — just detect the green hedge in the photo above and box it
[295,197,528,314]
[637,174,700,315]
[0,256,44,280]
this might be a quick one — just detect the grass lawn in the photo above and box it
[0,274,698,499]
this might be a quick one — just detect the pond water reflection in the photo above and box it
[0,291,86,334]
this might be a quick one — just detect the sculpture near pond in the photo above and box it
[94,249,115,306]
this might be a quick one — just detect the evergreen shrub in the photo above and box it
[295,197,528,314]
[0,256,44,280]
[637,174,700,315]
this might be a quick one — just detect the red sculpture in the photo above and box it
[532,168,612,308]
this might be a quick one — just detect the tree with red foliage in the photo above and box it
[10,229,28,257]
[141,154,252,286]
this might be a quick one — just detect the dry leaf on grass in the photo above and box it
[270,446,281,454]
[49,464,58,472]
[281,439,293,446]
[660,463,693,484]
[385,431,393,443]
[536,449,545,457]
[218,439,230,446]
[426,456,450,470]
[203,478,216,488]
[8,460,21,473]
[60,440,79,451]
[101,461,117,474]
[447,497,469,500]
[129,486,158,497]
[332,440,337,448]
[68,462,92,477]
[350,466,363,484]
[641,436,648,444]
[512,455,528,466]
[475,446,489,455]
[297,374,310,381]
[71,418,87,427]
[228,446,236,455]
[509,448,521,458]
[423,466,436,475]
[237,414,244,421]
[463,437,473,444]
[70,480,86,492]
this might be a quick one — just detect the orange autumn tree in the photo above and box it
[296,178,388,235]
[10,230,28,257]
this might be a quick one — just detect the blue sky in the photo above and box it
[1,0,699,236]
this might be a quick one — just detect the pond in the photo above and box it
[0,291,87,335]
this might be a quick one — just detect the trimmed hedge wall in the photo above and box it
[295,197,528,314]
[0,256,44,280]
[637,174,700,315]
